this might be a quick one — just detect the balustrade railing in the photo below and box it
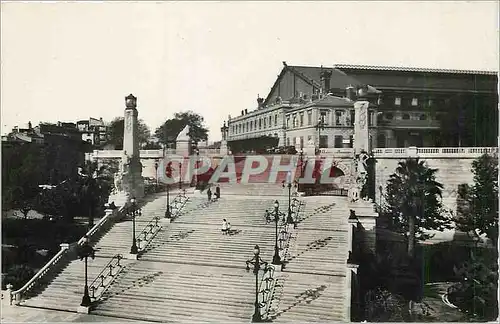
[9,205,127,305]
[88,254,124,302]
[137,217,162,252]
[169,192,189,218]
[258,264,276,320]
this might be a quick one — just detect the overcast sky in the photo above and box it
[1,1,498,140]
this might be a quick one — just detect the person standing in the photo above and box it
[207,186,212,201]
[215,184,221,199]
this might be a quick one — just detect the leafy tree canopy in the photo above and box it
[456,153,499,243]
[154,111,209,147]
[383,158,453,242]
[108,117,151,150]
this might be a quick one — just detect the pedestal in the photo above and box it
[126,253,139,260]
[220,140,228,156]
[77,305,91,314]
[349,200,378,255]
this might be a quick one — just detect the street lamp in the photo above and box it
[282,171,295,226]
[78,235,95,307]
[178,162,182,189]
[165,184,171,218]
[272,200,282,265]
[246,245,268,323]
[154,160,159,186]
[129,197,140,255]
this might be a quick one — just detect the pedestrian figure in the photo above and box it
[221,218,229,234]
[265,209,272,223]
[207,187,212,201]
[215,184,221,199]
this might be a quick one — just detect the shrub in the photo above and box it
[2,264,36,290]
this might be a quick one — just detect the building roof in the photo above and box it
[332,64,498,75]
[302,94,354,108]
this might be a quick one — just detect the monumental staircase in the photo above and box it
[9,185,352,323]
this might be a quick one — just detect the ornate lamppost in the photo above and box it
[165,162,173,218]
[246,245,268,323]
[272,200,282,265]
[282,171,295,225]
[129,197,140,255]
[78,235,95,307]
[154,160,159,186]
[178,162,182,190]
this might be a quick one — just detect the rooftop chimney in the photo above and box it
[346,85,355,101]
[320,69,332,93]
[257,96,264,109]
[245,109,248,114]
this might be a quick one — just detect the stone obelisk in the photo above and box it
[121,94,144,199]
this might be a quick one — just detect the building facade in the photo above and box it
[225,62,498,151]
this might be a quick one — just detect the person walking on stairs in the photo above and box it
[215,184,221,199]
[207,186,212,201]
[221,218,229,234]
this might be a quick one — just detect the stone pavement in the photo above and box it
[1,300,150,323]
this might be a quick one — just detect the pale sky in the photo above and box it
[1,1,498,141]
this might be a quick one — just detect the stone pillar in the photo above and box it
[350,202,378,255]
[353,100,370,155]
[176,125,190,157]
[220,121,229,156]
[120,94,144,199]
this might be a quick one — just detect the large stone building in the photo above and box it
[226,62,498,152]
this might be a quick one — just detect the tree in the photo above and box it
[456,153,498,243]
[448,253,499,321]
[108,117,151,150]
[383,158,452,257]
[155,111,208,147]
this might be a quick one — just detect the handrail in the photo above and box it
[10,243,70,304]
[88,254,124,301]
[258,264,276,319]
[137,216,162,251]
[170,192,189,218]
[10,205,127,305]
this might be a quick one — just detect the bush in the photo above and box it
[421,243,497,283]
[2,264,36,290]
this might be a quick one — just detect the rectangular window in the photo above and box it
[263,118,266,128]
[286,117,290,129]
[334,135,343,148]
[395,97,401,106]
[368,111,373,126]
[250,122,253,131]
[286,137,290,146]
[307,110,312,125]
[300,136,304,148]
[292,137,296,147]
[335,110,342,126]
[350,110,355,126]
[274,114,278,126]
[269,116,272,127]
[259,119,262,129]
[292,114,297,128]
[412,98,418,106]
[299,113,304,126]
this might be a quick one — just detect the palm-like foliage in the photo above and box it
[384,158,452,256]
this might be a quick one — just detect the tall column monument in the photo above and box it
[120,94,144,199]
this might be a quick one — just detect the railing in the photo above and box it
[88,254,124,302]
[9,205,126,305]
[169,192,189,219]
[316,188,349,197]
[372,146,498,159]
[258,265,276,320]
[9,243,70,304]
[319,148,355,155]
[137,217,162,252]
